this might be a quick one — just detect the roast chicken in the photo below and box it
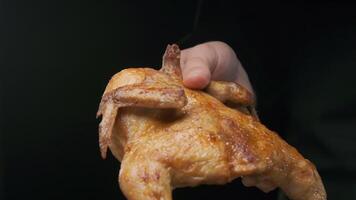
[97,44,326,200]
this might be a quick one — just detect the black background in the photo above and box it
[2,1,356,200]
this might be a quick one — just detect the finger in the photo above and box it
[180,41,254,94]
[207,42,254,94]
[180,43,217,89]
[208,41,238,82]
[180,56,211,89]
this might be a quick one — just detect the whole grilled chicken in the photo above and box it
[97,44,326,200]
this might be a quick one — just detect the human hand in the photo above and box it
[180,41,254,94]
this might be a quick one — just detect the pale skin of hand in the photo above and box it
[180,41,254,95]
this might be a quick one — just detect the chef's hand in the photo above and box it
[180,41,254,94]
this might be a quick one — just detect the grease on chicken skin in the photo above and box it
[97,44,326,200]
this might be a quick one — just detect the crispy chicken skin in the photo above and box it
[97,44,326,200]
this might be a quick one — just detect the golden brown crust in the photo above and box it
[97,44,326,200]
[205,80,255,106]
[160,44,183,80]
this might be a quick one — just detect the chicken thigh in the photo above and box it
[97,44,326,200]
